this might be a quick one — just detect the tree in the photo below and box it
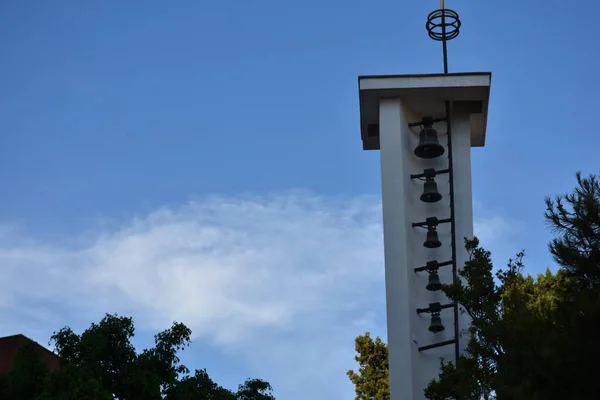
[39,364,113,400]
[166,374,276,400]
[347,332,390,400]
[0,313,276,399]
[236,378,276,400]
[165,368,235,400]
[426,171,600,399]
[47,313,191,400]
[546,171,600,288]
[348,172,600,399]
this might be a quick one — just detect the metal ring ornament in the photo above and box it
[426,9,461,41]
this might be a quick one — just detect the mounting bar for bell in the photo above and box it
[418,339,455,352]
[410,168,450,180]
[416,302,454,314]
[408,116,447,128]
[414,259,452,273]
[412,217,451,228]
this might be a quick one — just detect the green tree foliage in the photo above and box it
[46,314,192,400]
[426,172,600,399]
[349,172,600,399]
[236,378,276,400]
[347,332,390,400]
[39,363,113,400]
[165,368,236,400]
[0,314,275,400]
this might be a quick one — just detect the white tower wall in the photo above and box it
[358,72,491,400]
[379,100,474,399]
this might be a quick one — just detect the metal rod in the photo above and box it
[445,100,460,365]
[418,339,455,352]
[410,168,450,180]
[416,303,454,314]
[441,10,449,74]
[414,259,452,272]
[412,218,452,228]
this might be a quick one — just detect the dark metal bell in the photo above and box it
[426,271,442,291]
[429,314,445,333]
[414,127,445,159]
[421,180,442,203]
[424,229,442,248]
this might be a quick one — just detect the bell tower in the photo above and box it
[357,3,491,400]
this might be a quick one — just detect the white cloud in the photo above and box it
[473,199,523,243]
[474,215,512,243]
[473,203,525,271]
[0,192,516,400]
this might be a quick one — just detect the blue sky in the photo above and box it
[1,0,599,398]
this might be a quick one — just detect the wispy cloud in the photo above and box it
[0,191,517,399]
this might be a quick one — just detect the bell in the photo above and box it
[414,127,445,159]
[429,314,445,333]
[424,229,442,248]
[426,271,442,291]
[421,180,442,203]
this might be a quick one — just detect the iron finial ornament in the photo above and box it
[426,0,461,73]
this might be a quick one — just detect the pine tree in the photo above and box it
[347,332,390,400]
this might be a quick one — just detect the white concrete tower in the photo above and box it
[355,5,492,398]
[358,74,491,398]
